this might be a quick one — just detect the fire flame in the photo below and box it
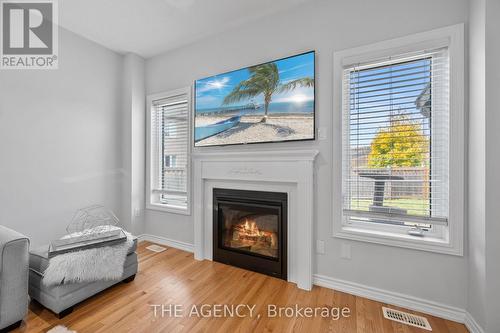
[230,217,278,252]
[242,218,262,237]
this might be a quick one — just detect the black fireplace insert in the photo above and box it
[213,188,287,280]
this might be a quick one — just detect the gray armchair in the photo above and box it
[0,225,29,331]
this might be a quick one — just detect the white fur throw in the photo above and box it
[42,229,134,286]
[47,325,77,333]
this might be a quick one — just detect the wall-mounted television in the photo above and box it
[194,51,315,147]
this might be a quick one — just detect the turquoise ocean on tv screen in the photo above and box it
[197,100,313,115]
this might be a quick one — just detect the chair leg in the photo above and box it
[57,306,73,319]
[123,274,136,283]
[0,320,22,333]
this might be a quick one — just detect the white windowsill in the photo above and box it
[146,202,191,215]
[334,225,461,256]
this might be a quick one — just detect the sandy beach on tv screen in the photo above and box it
[195,114,314,146]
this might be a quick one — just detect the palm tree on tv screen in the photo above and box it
[222,63,314,123]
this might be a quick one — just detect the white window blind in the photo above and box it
[151,93,189,210]
[342,48,449,227]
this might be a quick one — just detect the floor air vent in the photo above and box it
[382,307,432,331]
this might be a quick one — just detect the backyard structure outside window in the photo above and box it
[342,49,449,234]
[164,155,176,168]
[147,88,191,213]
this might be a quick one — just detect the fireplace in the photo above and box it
[213,188,287,280]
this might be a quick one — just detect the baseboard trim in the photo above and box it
[464,311,485,333]
[313,274,466,324]
[137,234,194,253]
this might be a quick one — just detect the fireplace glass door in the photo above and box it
[219,202,280,259]
[213,188,287,280]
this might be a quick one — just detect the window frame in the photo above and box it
[332,24,464,256]
[146,87,192,215]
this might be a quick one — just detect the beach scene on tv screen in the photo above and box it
[194,52,315,146]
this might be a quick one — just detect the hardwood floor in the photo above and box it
[15,241,468,333]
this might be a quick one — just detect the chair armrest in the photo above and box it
[0,225,29,273]
[0,226,29,329]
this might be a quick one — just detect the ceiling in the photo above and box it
[59,0,315,58]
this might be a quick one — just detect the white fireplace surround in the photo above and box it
[192,149,319,290]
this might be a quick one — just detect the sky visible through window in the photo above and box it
[349,58,432,146]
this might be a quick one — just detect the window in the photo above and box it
[147,88,191,214]
[333,25,464,255]
[344,51,448,229]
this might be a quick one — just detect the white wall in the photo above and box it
[121,53,146,235]
[467,0,486,328]
[0,28,124,247]
[145,0,469,309]
[467,1,500,331]
[484,0,500,330]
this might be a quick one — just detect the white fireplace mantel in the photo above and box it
[192,149,319,290]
